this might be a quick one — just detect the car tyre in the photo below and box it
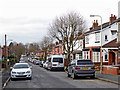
[67,72,71,77]
[90,75,95,79]
[28,77,32,80]
[72,73,77,79]
[11,77,14,81]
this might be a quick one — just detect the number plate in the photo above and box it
[82,67,89,70]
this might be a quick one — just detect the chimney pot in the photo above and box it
[111,14,113,17]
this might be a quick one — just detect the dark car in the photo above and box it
[35,60,40,65]
[67,59,95,79]
[39,61,45,67]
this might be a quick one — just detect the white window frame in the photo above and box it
[83,51,89,59]
[85,36,89,44]
[95,33,100,42]
[93,52,100,62]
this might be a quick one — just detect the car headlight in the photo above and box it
[26,71,30,73]
[12,72,16,74]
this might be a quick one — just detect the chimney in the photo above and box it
[109,14,117,24]
[90,20,98,31]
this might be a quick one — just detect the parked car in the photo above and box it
[39,61,45,67]
[35,60,40,65]
[39,61,42,67]
[43,61,46,68]
[67,59,95,79]
[43,61,48,69]
[47,55,64,71]
[33,59,36,64]
[10,63,32,80]
[19,60,25,63]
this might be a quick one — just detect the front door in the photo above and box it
[109,52,115,65]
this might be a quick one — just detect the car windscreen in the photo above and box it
[53,58,63,63]
[13,64,29,69]
[77,60,93,65]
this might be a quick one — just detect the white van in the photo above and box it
[48,55,64,71]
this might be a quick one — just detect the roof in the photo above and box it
[72,50,82,54]
[84,21,116,35]
[114,18,120,22]
[103,38,118,48]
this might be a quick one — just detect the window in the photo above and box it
[53,58,63,63]
[48,58,51,62]
[118,50,120,59]
[83,51,89,59]
[93,52,100,62]
[95,33,100,43]
[85,36,89,44]
[105,35,108,41]
[105,54,108,61]
[79,52,82,59]
[77,60,93,65]
[111,31,117,35]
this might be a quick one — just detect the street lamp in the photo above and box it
[90,15,103,74]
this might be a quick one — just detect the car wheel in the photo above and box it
[67,72,71,77]
[11,77,14,81]
[90,75,95,79]
[72,73,77,79]
[29,77,32,80]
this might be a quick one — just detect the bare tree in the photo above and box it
[11,43,26,61]
[48,11,87,61]
[27,43,39,54]
[39,36,53,61]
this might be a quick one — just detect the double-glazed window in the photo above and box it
[105,54,108,61]
[93,52,100,62]
[85,36,89,44]
[83,51,89,59]
[105,35,108,41]
[95,33,100,43]
[111,30,117,35]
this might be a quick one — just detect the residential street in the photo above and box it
[5,61,118,89]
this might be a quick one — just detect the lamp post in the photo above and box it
[90,15,103,74]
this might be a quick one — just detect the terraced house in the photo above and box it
[83,14,120,67]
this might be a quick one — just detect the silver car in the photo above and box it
[67,59,95,79]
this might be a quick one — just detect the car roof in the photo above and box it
[15,63,29,65]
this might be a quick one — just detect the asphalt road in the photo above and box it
[5,60,119,89]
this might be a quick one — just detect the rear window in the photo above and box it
[77,60,93,65]
[53,58,63,63]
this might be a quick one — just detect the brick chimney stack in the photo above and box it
[90,20,98,31]
[109,14,117,24]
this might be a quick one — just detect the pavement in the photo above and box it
[96,71,120,85]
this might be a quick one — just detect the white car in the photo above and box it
[44,61,48,69]
[10,63,32,80]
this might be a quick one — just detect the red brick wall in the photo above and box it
[102,66,119,75]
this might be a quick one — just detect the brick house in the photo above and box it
[83,14,119,66]
[36,50,45,58]
[52,42,64,55]
[72,34,85,60]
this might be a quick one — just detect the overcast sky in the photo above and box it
[0,0,120,46]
